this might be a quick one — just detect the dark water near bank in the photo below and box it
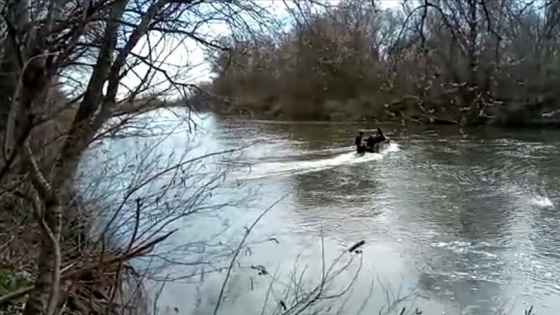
[84,110,560,315]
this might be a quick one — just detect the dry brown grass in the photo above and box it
[0,194,148,315]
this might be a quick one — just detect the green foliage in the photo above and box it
[0,268,31,296]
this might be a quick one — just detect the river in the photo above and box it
[82,109,560,315]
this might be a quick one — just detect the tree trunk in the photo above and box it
[22,199,61,315]
[0,0,30,136]
[465,0,480,123]
[23,1,128,313]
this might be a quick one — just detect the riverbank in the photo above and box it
[0,192,149,315]
[0,98,159,314]
[200,96,560,129]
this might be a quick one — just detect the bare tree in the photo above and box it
[206,0,560,127]
[0,0,284,314]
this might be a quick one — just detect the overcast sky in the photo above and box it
[119,1,404,98]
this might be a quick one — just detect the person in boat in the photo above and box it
[365,134,376,153]
[365,128,387,153]
[374,128,386,143]
[355,131,366,154]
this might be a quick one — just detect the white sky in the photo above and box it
[120,1,403,98]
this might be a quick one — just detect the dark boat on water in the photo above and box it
[358,138,391,154]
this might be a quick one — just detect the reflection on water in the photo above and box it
[83,111,560,315]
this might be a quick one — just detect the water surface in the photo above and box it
[85,111,560,315]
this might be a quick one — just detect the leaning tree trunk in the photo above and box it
[20,0,85,313]
[0,0,30,151]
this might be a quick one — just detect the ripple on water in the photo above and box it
[182,120,560,315]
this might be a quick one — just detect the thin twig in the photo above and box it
[213,193,290,315]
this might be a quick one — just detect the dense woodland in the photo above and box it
[0,0,288,314]
[203,0,560,126]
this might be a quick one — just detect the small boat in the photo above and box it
[358,139,391,155]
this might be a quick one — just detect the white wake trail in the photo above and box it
[236,142,400,180]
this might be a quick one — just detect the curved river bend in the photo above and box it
[83,111,560,315]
